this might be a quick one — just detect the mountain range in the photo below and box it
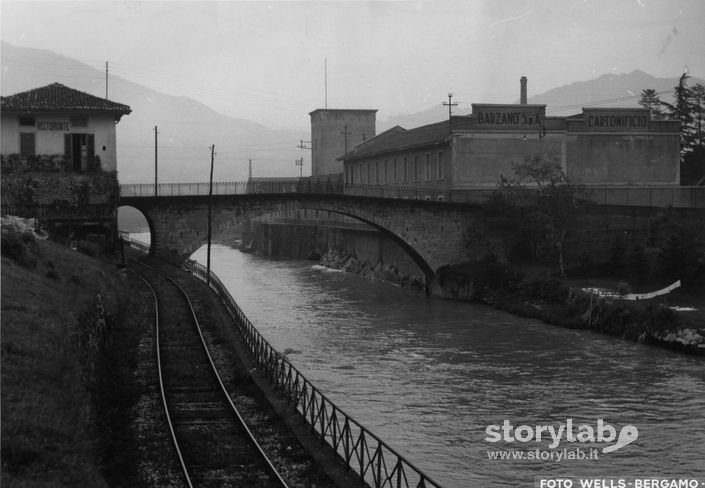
[2,42,702,184]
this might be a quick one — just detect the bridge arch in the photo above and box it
[117,204,156,251]
[288,205,436,282]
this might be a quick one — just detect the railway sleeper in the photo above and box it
[189,465,274,487]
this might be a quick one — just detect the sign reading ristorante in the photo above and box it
[472,104,546,129]
[583,108,650,131]
[36,121,70,131]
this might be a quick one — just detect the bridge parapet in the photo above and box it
[120,182,704,208]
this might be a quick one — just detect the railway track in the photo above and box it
[128,257,290,488]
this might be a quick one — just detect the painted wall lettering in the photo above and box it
[582,109,650,131]
[37,121,70,131]
[472,104,547,129]
[477,111,543,126]
[587,115,648,129]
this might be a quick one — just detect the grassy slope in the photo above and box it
[1,235,128,486]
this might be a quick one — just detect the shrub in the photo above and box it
[471,253,524,296]
[659,222,705,289]
[522,278,570,303]
[1,228,38,268]
[616,281,632,296]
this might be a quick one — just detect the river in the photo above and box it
[186,243,704,488]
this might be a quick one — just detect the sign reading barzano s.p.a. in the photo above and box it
[583,108,650,132]
[472,104,547,129]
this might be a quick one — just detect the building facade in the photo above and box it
[341,85,681,190]
[1,83,132,249]
[1,83,131,173]
[309,108,377,176]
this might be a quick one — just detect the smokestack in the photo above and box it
[520,76,527,105]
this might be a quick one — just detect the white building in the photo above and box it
[1,83,131,172]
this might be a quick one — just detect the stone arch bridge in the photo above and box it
[119,191,483,294]
[119,182,703,294]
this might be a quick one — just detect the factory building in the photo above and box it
[340,78,681,189]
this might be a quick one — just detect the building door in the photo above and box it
[65,133,95,171]
[20,132,35,156]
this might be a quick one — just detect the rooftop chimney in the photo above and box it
[520,76,527,105]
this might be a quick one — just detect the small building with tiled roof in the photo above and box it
[1,83,131,173]
[339,78,681,192]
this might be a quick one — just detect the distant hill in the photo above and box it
[1,42,306,183]
[524,70,704,115]
[380,70,704,131]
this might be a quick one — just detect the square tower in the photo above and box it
[309,109,377,176]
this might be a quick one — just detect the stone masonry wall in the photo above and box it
[249,221,426,289]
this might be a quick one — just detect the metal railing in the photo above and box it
[183,259,443,488]
[119,231,151,254]
[119,181,705,208]
[120,181,249,197]
[585,185,705,208]
[1,203,117,220]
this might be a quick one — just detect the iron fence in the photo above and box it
[119,231,151,254]
[120,181,704,208]
[1,204,117,220]
[586,185,705,208]
[183,259,443,488]
[120,181,249,197]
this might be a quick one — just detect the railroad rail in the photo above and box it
[184,259,444,488]
[128,257,289,488]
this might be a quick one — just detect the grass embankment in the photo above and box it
[1,220,136,486]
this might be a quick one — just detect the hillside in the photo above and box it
[1,42,307,183]
[1,218,132,486]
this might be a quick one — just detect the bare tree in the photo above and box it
[497,155,590,277]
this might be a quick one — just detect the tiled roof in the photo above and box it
[1,83,131,115]
[341,120,452,161]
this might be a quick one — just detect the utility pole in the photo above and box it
[248,159,253,180]
[154,126,159,197]
[340,125,352,154]
[443,93,458,120]
[297,140,311,178]
[324,58,328,109]
[207,145,215,286]
[105,61,109,99]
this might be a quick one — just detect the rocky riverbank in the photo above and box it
[437,258,705,355]
[319,248,426,291]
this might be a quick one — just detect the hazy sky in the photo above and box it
[2,0,704,129]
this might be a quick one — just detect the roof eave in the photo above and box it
[340,138,450,162]
[1,107,131,114]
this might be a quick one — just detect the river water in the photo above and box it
[187,243,704,488]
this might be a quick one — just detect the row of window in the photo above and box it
[346,152,445,185]
[18,115,89,128]
[16,132,97,172]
